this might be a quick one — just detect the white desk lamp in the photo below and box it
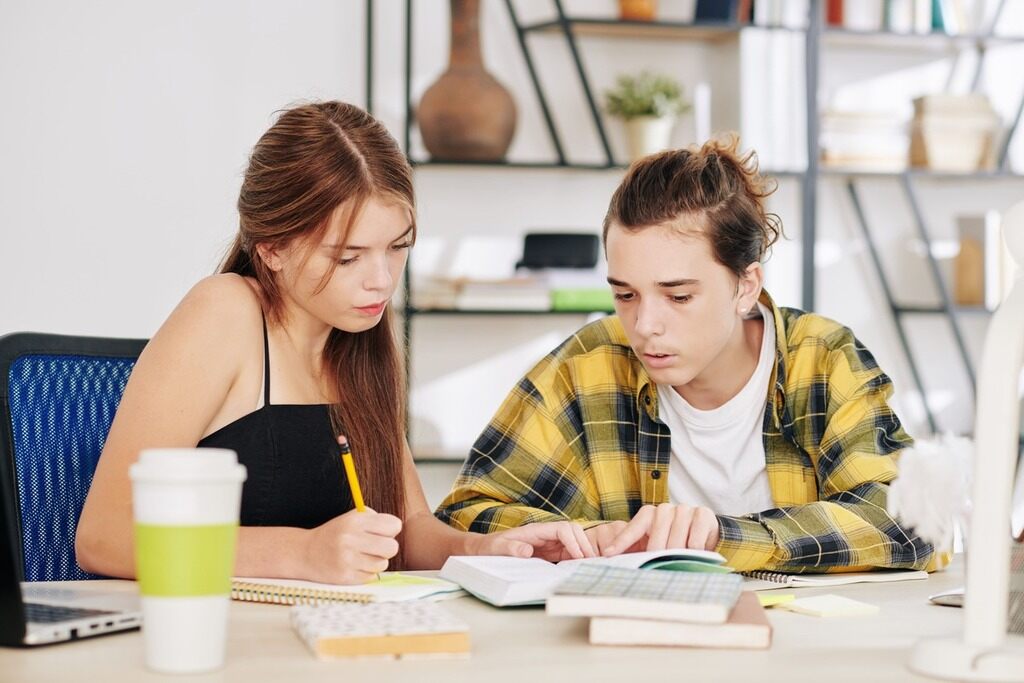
[909,201,1024,681]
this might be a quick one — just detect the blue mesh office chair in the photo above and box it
[0,333,147,581]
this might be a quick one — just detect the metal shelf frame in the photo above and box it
[366,0,1024,437]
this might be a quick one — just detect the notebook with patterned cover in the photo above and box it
[291,602,470,659]
[546,565,744,624]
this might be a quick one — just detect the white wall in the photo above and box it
[2,1,1023,460]
[0,0,363,338]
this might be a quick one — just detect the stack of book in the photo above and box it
[546,565,771,649]
[820,109,908,171]
[827,0,983,34]
[412,275,550,311]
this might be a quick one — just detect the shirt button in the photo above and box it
[651,470,661,480]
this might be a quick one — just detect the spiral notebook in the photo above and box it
[230,572,464,605]
[741,568,928,592]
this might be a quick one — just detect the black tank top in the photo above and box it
[197,316,354,528]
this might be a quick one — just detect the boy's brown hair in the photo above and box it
[603,136,783,278]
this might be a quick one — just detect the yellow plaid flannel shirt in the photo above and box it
[436,292,948,573]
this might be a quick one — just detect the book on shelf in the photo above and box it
[741,568,928,591]
[291,601,470,659]
[229,572,463,605]
[887,0,915,33]
[843,0,884,31]
[826,0,843,26]
[546,564,744,624]
[439,548,729,607]
[588,590,772,649]
[914,0,933,33]
[953,211,1016,311]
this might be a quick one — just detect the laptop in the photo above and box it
[0,485,141,646]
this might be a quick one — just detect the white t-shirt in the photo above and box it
[656,302,777,516]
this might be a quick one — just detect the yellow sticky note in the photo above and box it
[758,593,796,608]
[779,594,880,617]
[374,573,438,587]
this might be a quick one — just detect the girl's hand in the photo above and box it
[301,507,402,584]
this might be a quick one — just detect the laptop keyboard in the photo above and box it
[24,602,116,624]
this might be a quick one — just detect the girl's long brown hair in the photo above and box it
[220,101,413,568]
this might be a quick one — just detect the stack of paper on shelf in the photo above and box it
[412,275,550,311]
[548,565,771,649]
[410,277,459,310]
[454,276,551,311]
[820,109,909,171]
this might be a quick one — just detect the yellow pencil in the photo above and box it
[337,436,366,512]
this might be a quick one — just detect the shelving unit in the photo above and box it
[366,0,1024,443]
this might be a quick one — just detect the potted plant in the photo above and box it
[604,71,691,161]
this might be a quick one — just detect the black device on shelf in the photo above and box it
[514,233,601,270]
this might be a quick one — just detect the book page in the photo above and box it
[442,556,569,582]
[560,548,726,571]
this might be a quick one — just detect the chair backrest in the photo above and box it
[0,333,147,581]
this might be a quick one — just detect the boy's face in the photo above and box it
[605,220,756,389]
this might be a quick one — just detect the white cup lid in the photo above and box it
[130,448,247,483]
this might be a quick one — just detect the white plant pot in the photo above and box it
[624,115,676,162]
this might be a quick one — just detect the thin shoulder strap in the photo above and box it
[261,311,271,407]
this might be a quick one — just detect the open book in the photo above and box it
[742,568,929,592]
[230,572,464,605]
[439,548,727,607]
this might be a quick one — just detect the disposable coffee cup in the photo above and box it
[130,448,247,674]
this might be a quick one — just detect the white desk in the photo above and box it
[0,558,995,682]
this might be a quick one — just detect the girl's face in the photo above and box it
[268,197,414,334]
